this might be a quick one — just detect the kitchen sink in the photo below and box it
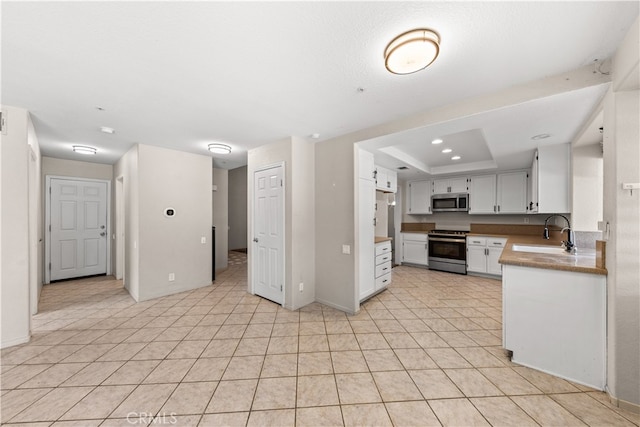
[511,244,570,255]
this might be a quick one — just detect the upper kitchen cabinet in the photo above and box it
[375,165,397,193]
[358,149,375,181]
[529,144,570,213]
[469,172,527,214]
[433,177,468,194]
[407,180,432,214]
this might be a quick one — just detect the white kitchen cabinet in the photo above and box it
[375,165,397,193]
[496,171,528,214]
[529,144,570,213]
[358,177,376,300]
[433,177,468,194]
[468,175,497,214]
[358,148,375,181]
[401,233,429,266]
[467,236,507,276]
[407,180,432,214]
[362,240,392,301]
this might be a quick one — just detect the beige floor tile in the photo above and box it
[444,368,503,397]
[513,366,582,393]
[61,343,116,363]
[246,408,295,427]
[341,403,392,427]
[214,324,247,339]
[362,349,404,371]
[385,400,442,426]
[261,354,298,378]
[1,364,51,389]
[374,319,405,333]
[471,396,540,426]
[479,367,542,395]
[143,359,196,383]
[585,391,640,425]
[0,388,51,423]
[103,360,160,385]
[23,345,84,364]
[464,330,502,346]
[296,375,340,407]
[110,383,177,419]
[426,348,472,368]
[52,419,103,426]
[382,332,420,349]
[296,406,343,427]
[454,346,506,368]
[92,329,137,344]
[422,318,458,332]
[62,361,124,386]
[428,398,490,426]
[410,332,449,348]
[327,334,359,351]
[60,385,135,420]
[250,312,276,324]
[132,341,179,360]
[299,335,330,352]
[372,371,422,402]
[271,322,299,336]
[251,377,296,410]
[243,323,273,338]
[96,342,146,361]
[123,327,165,343]
[200,338,239,358]
[154,327,194,341]
[206,379,258,413]
[511,395,587,426]
[397,319,431,333]
[299,321,326,336]
[437,331,479,347]
[335,373,382,405]
[394,348,438,370]
[199,412,249,427]
[183,326,218,341]
[355,333,390,350]
[331,351,368,374]
[266,336,298,354]
[349,320,379,334]
[10,386,93,422]
[409,369,464,400]
[222,355,264,380]
[298,352,333,375]
[19,363,88,388]
[161,382,217,415]
[166,340,209,359]
[234,337,269,356]
[550,393,638,426]
[325,321,353,335]
[183,357,230,382]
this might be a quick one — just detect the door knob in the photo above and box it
[100,225,106,229]
[100,232,106,237]
[253,237,259,243]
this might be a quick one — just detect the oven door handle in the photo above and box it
[428,237,466,243]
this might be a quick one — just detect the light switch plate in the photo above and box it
[342,245,351,254]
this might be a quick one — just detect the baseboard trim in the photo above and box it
[314,297,356,315]
[609,394,640,415]
[1,334,30,349]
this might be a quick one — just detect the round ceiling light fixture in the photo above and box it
[208,143,232,154]
[72,145,97,155]
[384,28,441,75]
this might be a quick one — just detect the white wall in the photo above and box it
[603,16,640,411]
[213,167,229,272]
[136,144,212,301]
[228,166,248,251]
[571,145,603,231]
[247,137,315,311]
[0,106,34,348]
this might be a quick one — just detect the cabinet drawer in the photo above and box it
[402,233,429,243]
[376,252,392,265]
[487,238,507,248]
[467,237,487,246]
[375,241,392,256]
[375,261,392,278]
[376,273,391,289]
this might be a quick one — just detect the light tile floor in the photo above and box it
[2,256,639,426]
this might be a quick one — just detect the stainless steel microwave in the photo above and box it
[431,193,469,212]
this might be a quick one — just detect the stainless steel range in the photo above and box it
[428,230,468,274]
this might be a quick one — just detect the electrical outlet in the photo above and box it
[168,273,175,282]
[299,282,304,292]
[342,245,351,254]
[201,236,206,244]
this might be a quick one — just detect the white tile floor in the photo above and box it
[1,253,638,426]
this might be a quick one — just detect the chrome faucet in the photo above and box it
[543,214,576,253]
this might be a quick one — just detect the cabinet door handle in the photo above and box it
[498,205,501,212]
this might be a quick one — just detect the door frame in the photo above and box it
[250,162,285,306]
[28,147,39,315]
[44,175,112,284]
[115,175,125,282]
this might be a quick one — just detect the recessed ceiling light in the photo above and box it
[384,28,441,75]
[451,155,461,160]
[431,138,443,145]
[73,145,97,155]
[208,143,232,154]
[311,133,320,139]
[442,148,452,153]
[100,126,115,134]
[531,133,551,140]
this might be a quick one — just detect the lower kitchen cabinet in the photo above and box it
[401,233,429,266]
[361,240,392,301]
[467,236,507,276]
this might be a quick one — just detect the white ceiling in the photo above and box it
[2,1,638,173]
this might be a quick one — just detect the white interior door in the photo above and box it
[49,178,108,281]
[252,165,284,304]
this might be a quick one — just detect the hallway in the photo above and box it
[1,257,638,426]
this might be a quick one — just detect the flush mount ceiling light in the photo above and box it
[442,148,452,153]
[72,145,97,155]
[208,143,232,154]
[531,133,551,140]
[451,155,461,160]
[384,28,441,75]
[431,138,443,145]
[100,126,115,134]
